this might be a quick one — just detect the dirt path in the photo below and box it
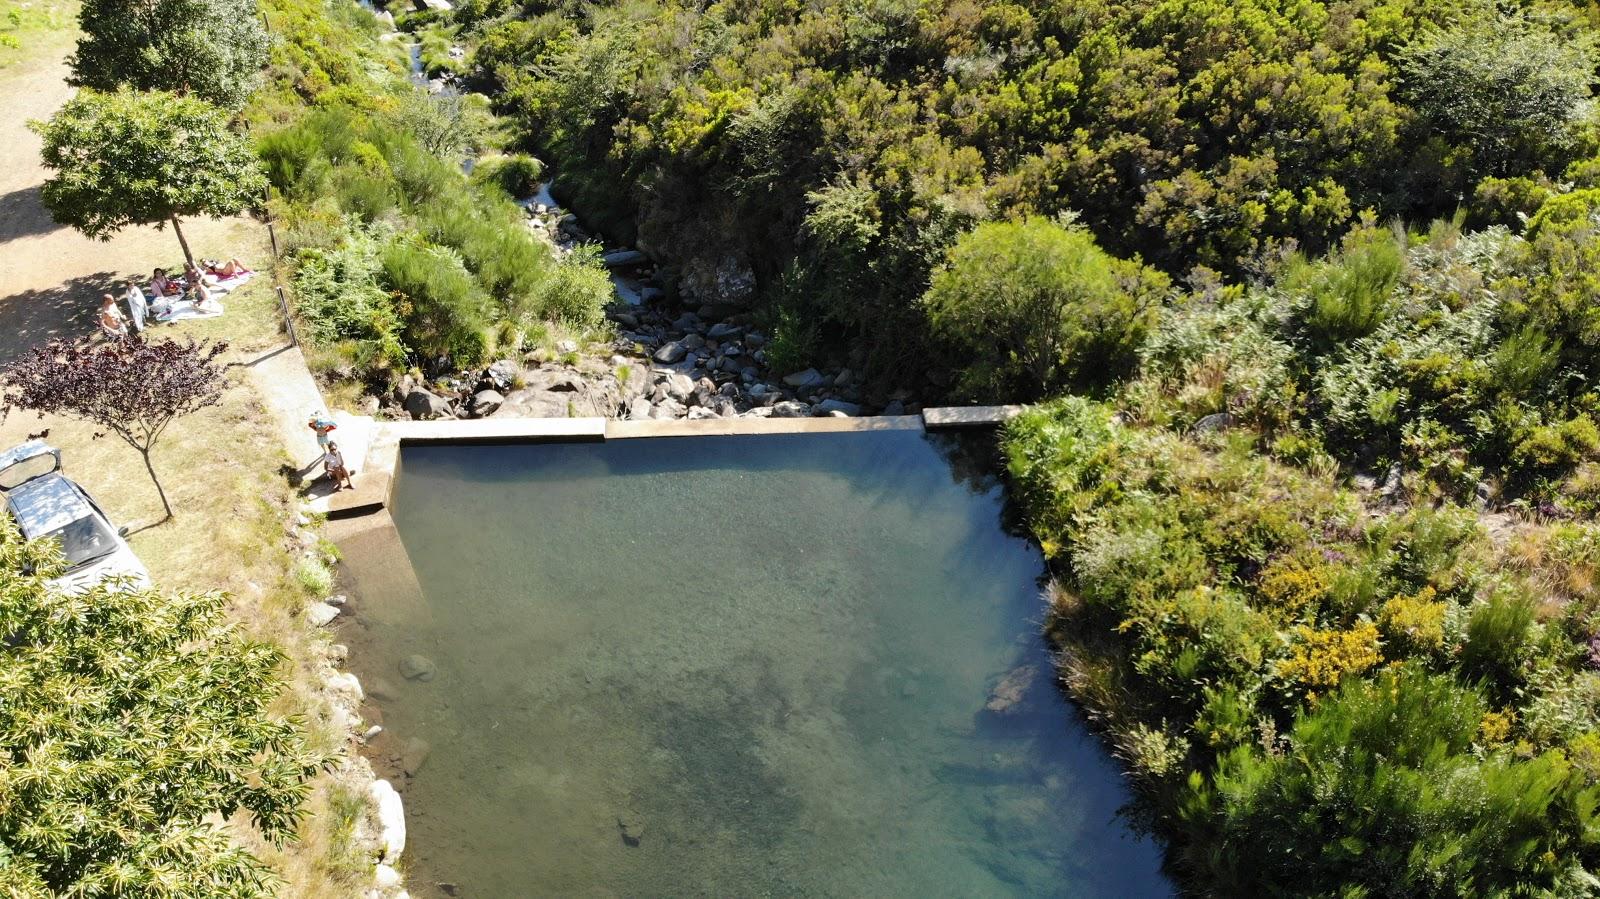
[0,52,259,364]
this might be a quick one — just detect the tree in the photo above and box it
[0,519,315,895]
[31,89,266,268]
[922,218,1167,400]
[70,0,268,110]
[2,337,228,522]
[1398,12,1595,180]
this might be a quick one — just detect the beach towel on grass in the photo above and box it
[153,299,225,323]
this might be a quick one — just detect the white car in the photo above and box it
[0,441,151,592]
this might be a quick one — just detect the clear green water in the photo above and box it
[371,431,1171,897]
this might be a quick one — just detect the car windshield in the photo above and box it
[42,514,118,568]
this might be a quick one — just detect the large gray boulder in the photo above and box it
[602,249,649,269]
[471,390,505,417]
[484,359,519,389]
[654,342,687,364]
[814,398,862,417]
[772,400,810,418]
[783,368,826,389]
[403,388,452,421]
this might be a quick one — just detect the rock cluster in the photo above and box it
[384,302,918,423]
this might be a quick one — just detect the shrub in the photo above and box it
[472,153,543,198]
[1288,225,1404,347]
[923,218,1168,400]
[0,520,316,893]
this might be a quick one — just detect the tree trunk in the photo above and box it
[139,446,173,523]
[170,216,195,269]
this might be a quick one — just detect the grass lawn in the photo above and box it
[0,0,76,71]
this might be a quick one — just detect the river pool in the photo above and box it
[357,428,1171,897]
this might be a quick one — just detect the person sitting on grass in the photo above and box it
[186,273,218,311]
[150,268,180,299]
[204,257,252,279]
[98,294,127,340]
[323,441,354,491]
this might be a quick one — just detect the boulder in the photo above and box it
[1191,412,1234,434]
[653,342,687,364]
[681,333,706,351]
[686,406,720,420]
[401,738,431,776]
[640,286,665,304]
[985,664,1038,713]
[485,359,519,389]
[882,400,906,416]
[814,398,862,417]
[327,672,364,702]
[706,322,742,340]
[370,779,407,862]
[399,654,437,682]
[679,255,757,306]
[374,864,402,890]
[628,397,653,420]
[403,388,452,421]
[617,813,647,847]
[772,400,810,418]
[307,601,342,626]
[610,311,640,329]
[471,390,505,417]
[602,249,648,269]
[834,368,854,386]
[783,368,827,389]
[662,372,695,401]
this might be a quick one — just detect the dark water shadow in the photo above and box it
[0,272,121,366]
[0,185,62,244]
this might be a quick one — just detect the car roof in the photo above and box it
[6,474,93,537]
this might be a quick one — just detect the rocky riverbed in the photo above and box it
[379,189,919,424]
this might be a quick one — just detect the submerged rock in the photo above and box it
[401,738,431,776]
[617,813,647,847]
[985,664,1038,713]
[399,654,437,682]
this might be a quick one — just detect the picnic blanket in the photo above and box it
[209,272,253,294]
[152,299,225,323]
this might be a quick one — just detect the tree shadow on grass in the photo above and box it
[0,271,120,366]
[0,185,64,245]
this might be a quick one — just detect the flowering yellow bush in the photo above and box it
[1258,554,1333,616]
[1479,708,1515,744]
[1379,586,1447,653]
[1277,621,1382,692]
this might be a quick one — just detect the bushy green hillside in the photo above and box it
[462,0,1600,383]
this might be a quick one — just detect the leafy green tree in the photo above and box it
[70,0,268,109]
[0,519,316,895]
[31,89,266,268]
[923,218,1166,399]
[1398,12,1595,180]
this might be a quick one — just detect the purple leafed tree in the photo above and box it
[2,336,228,522]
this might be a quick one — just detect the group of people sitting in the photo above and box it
[98,258,253,340]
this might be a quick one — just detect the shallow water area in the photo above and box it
[358,430,1171,897]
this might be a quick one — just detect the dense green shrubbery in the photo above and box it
[254,0,609,377]
[0,520,316,895]
[1002,398,1600,894]
[453,0,1598,383]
